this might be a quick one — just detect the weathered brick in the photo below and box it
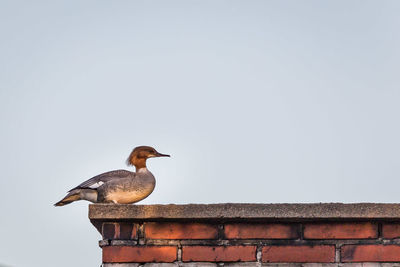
[261,265,399,267]
[224,223,299,239]
[261,265,338,267]
[103,223,117,239]
[341,245,400,262]
[143,264,179,267]
[99,239,110,247]
[224,263,260,267]
[110,240,137,246]
[304,223,378,239]
[259,264,400,267]
[262,245,335,263]
[180,264,217,267]
[119,222,137,239]
[103,246,177,263]
[102,223,137,240]
[182,246,257,262]
[145,222,218,239]
[339,265,400,267]
[103,264,140,267]
[382,223,400,239]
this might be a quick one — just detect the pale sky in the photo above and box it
[1,1,399,266]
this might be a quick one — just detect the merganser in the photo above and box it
[54,146,169,206]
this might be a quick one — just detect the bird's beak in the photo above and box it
[155,152,170,157]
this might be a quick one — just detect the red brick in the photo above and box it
[342,245,400,262]
[103,246,177,263]
[304,222,377,239]
[262,245,335,263]
[102,223,137,240]
[224,223,298,239]
[382,223,400,238]
[119,223,137,240]
[182,246,257,262]
[145,222,218,239]
[102,223,116,239]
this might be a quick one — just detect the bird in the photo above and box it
[54,146,170,206]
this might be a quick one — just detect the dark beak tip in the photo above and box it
[157,153,170,157]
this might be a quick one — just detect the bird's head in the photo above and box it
[126,146,170,169]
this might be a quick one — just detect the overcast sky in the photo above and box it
[1,1,399,266]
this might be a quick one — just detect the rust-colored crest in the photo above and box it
[126,146,157,167]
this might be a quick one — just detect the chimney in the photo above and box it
[89,203,400,266]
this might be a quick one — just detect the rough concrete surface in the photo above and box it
[90,203,400,221]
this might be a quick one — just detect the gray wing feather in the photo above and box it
[68,169,135,192]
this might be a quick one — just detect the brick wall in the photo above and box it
[89,203,400,267]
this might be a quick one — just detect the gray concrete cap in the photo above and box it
[89,203,400,222]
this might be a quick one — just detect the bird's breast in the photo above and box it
[101,175,155,204]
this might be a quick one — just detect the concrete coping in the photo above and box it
[89,203,400,222]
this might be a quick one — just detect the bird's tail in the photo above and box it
[54,189,98,206]
[54,190,82,206]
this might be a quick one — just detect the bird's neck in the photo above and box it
[136,167,149,173]
[133,157,147,171]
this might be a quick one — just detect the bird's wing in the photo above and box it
[68,169,135,192]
